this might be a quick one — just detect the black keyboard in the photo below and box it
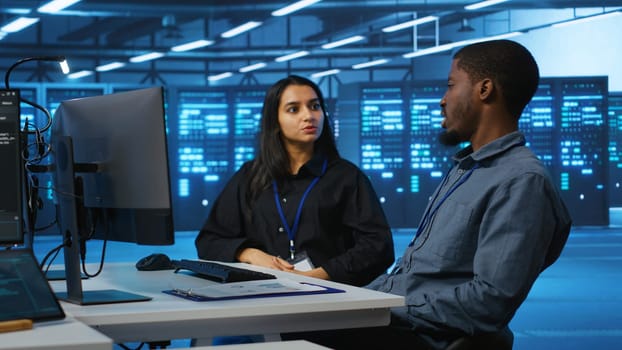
[171,259,277,283]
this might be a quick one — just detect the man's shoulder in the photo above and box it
[492,146,556,183]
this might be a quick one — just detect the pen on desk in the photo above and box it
[0,319,33,333]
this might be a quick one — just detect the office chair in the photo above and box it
[444,327,513,350]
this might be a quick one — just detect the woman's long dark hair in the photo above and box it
[246,75,339,210]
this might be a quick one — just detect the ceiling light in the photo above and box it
[463,31,522,44]
[382,16,438,33]
[551,11,622,28]
[272,0,322,17]
[275,50,310,62]
[239,62,267,73]
[403,31,522,59]
[37,0,81,14]
[321,35,365,49]
[465,0,509,11]
[311,69,340,78]
[352,58,390,70]
[4,9,32,15]
[129,52,165,63]
[171,39,214,52]
[0,17,40,33]
[221,21,262,39]
[207,72,233,81]
[68,70,93,79]
[95,62,126,72]
[403,43,458,59]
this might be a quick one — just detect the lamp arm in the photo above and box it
[4,56,66,134]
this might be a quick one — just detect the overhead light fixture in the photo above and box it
[465,0,509,11]
[551,11,622,28]
[171,39,214,52]
[311,69,340,78]
[321,35,365,49]
[207,72,233,82]
[275,50,310,62]
[382,16,438,33]
[4,9,31,15]
[95,62,126,72]
[37,0,82,14]
[352,58,390,70]
[403,43,457,59]
[221,21,262,39]
[463,31,522,43]
[129,52,165,63]
[68,70,93,79]
[239,62,267,73]
[0,17,40,33]
[272,0,322,17]
[403,31,522,59]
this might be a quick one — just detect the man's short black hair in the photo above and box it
[453,39,540,119]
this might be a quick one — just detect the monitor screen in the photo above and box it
[49,86,173,305]
[0,89,23,245]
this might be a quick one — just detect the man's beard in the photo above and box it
[438,129,462,146]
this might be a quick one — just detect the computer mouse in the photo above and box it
[135,253,175,271]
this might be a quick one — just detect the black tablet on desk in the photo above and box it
[0,249,66,322]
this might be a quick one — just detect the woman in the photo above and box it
[195,75,394,287]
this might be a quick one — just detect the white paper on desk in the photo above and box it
[184,278,326,299]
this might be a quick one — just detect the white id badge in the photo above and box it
[288,251,315,271]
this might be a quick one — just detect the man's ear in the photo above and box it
[479,78,494,101]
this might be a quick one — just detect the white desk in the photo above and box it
[50,262,404,344]
[190,340,331,349]
[0,317,112,350]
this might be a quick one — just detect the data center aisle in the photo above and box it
[33,227,622,349]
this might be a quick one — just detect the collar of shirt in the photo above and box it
[292,152,329,178]
[452,131,526,168]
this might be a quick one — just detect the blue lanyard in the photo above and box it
[273,158,328,260]
[409,163,480,246]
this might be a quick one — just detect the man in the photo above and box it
[284,39,571,350]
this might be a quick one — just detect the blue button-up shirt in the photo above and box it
[367,131,572,348]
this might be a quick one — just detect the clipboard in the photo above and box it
[162,280,345,302]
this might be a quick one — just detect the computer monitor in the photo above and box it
[0,89,23,246]
[49,86,174,305]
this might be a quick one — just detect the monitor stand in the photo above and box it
[55,290,151,305]
[53,136,151,305]
[45,269,87,281]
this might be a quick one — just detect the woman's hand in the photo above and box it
[236,248,292,270]
[272,257,330,280]
[288,267,330,280]
[237,248,330,280]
